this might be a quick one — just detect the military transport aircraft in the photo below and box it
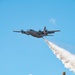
[13,26,60,38]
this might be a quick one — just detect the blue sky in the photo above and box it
[0,0,75,75]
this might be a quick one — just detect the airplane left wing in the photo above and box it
[13,30,30,35]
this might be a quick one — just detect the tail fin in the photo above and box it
[43,26,47,35]
[44,26,46,31]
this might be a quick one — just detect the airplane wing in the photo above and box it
[13,30,21,33]
[47,30,60,34]
[13,30,29,35]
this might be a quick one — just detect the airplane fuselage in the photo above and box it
[27,30,43,38]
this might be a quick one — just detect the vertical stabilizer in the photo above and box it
[43,26,47,35]
[44,26,46,31]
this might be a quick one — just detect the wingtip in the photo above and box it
[13,30,21,33]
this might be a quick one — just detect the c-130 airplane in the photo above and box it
[13,26,60,38]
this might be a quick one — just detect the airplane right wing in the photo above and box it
[48,30,60,34]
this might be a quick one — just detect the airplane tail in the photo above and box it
[43,26,47,35]
[44,26,46,31]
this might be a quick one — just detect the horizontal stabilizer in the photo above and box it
[47,35,54,36]
[54,30,60,32]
